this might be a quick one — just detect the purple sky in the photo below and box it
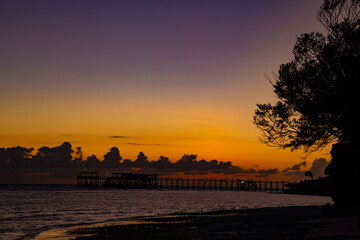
[1,0,322,91]
[0,0,328,170]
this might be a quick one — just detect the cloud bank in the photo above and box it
[0,142,327,183]
[282,159,329,179]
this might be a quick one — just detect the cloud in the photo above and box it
[0,142,314,183]
[127,143,160,146]
[281,159,330,179]
[256,168,278,178]
[102,147,122,168]
[283,161,306,172]
[109,136,132,139]
[0,143,250,182]
[307,158,329,178]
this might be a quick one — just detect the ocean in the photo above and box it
[0,184,332,240]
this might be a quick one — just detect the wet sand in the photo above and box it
[70,205,360,239]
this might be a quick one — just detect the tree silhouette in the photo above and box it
[254,0,360,209]
[254,0,360,152]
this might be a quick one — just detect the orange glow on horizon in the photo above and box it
[0,0,327,183]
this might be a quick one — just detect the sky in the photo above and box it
[0,0,330,179]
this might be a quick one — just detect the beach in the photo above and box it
[69,205,360,240]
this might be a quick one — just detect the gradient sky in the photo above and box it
[1,0,329,171]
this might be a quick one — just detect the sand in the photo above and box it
[70,205,360,239]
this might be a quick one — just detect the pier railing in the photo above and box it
[77,172,290,193]
[152,178,287,193]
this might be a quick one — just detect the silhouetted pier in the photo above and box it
[103,173,158,189]
[154,178,288,193]
[77,172,289,193]
[77,172,102,187]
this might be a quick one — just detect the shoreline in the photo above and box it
[66,205,360,240]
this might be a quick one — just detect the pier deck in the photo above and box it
[77,172,290,193]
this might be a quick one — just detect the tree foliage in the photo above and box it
[254,0,360,152]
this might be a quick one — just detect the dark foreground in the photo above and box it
[70,205,360,240]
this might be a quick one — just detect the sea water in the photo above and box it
[0,184,332,240]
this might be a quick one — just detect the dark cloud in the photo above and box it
[127,143,160,146]
[256,168,278,178]
[282,159,329,179]
[0,142,305,183]
[283,161,306,172]
[282,161,307,178]
[86,155,101,168]
[307,158,329,178]
[244,168,257,174]
[133,152,149,167]
[102,147,122,168]
[282,170,306,178]
[109,136,131,139]
[219,166,244,175]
